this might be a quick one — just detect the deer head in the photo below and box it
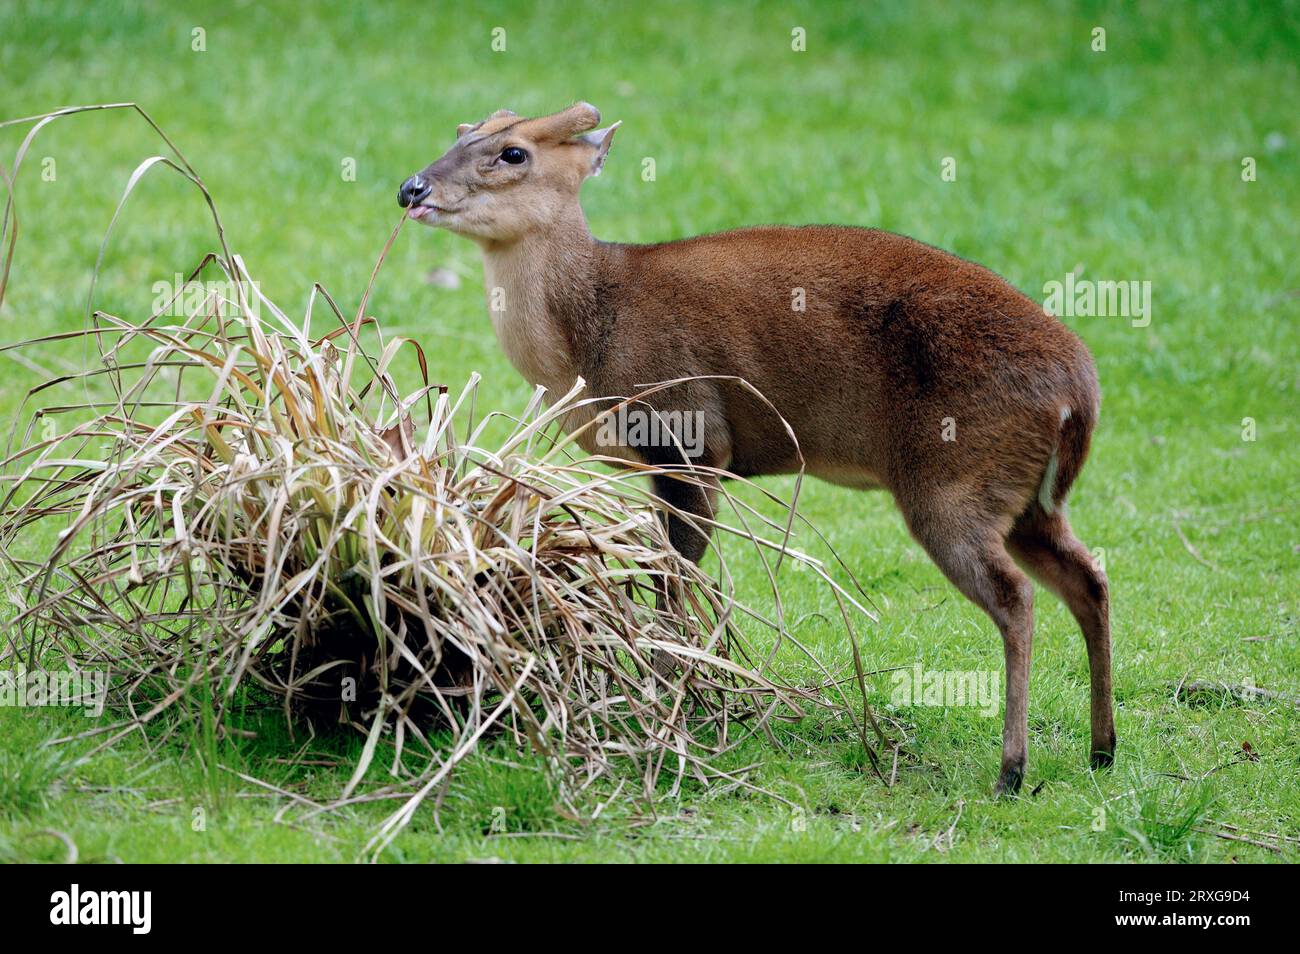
[398,102,619,244]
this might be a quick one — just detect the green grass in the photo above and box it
[1,0,1297,862]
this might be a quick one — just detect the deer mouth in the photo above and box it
[407,203,457,222]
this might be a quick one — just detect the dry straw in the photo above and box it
[0,105,884,857]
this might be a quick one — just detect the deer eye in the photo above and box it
[500,147,527,165]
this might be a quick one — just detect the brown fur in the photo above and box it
[400,103,1116,795]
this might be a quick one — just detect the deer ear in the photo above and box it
[456,110,516,140]
[521,102,601,142]
[578,121,620,176]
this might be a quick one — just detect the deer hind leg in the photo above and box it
[1007,507,1115,768]
[901,496,1035,797]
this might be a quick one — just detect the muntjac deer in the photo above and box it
[398,102,1115,796]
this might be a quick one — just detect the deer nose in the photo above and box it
[398,175,431,208]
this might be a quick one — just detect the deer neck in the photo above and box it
[478,210,604,401]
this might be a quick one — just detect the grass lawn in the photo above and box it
[1,0,1296,862]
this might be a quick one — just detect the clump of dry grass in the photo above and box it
[0,105,881,856]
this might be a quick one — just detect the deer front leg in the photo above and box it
[652,469,717,564]
[646,467,719,677]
